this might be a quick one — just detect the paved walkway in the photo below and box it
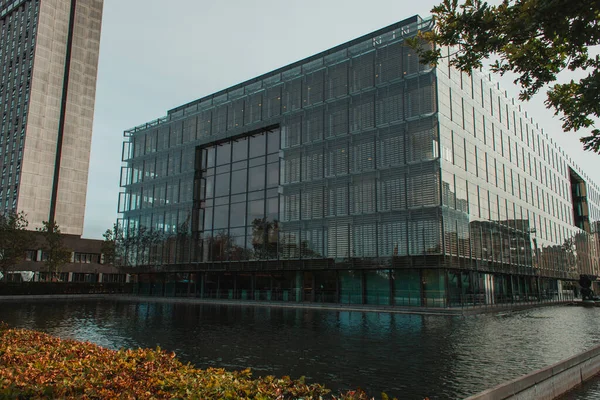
[0,294,576,316]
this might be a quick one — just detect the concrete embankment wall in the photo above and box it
[466,344,600,400]
[0,294,575,316]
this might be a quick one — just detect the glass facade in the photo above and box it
[0,0,39,212]
[197,129,281,262]
[121,15,599,307]
[436,52,600,286]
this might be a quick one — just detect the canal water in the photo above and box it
[561,374,600,399]
[0,300,599,399]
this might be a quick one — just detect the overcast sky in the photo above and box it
[81,0,600,239]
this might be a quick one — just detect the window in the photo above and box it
[74,253,97,264]
[24,250,35,261]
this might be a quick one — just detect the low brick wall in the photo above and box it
[466,344,600,400]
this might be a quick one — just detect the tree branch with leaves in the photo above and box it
[413,0,600,153]
[0,212,35,282]
[38,221,72,282]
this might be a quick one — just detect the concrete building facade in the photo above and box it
[0,0,103,235]
[120,16,600,305]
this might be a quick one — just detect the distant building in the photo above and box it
[3,232,125,283]
[119,15,600,305]
[0,0,103,235]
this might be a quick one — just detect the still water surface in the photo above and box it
[561,375,600,399]
[1,300,599,399]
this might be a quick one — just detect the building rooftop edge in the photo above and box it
[124,14,427,134]
[167,14,424,116]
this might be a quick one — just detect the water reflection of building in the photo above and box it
[118,15,600,307]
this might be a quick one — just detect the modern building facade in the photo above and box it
[120,15,600,306]
[0,0,103,235]
[2,233,126,283]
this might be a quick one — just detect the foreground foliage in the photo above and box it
[0,326,400,399]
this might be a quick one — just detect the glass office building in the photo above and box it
[120,15,600,306]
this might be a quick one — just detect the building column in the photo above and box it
[68,272,73,282]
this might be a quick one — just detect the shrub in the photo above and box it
[0,325,393,399]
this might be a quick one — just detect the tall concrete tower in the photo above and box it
[0,0,103,235]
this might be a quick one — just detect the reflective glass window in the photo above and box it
[204,147,215,168]
[267,162,279,188]
[231,170,248,194]
[266,197,278,220]
[213,205,229,229]
[232,160,247,171]
[214,172,230,197]
[247,199,265,224]
[204,175,214,199]
[203,207,213,230]
[249,134,266,158]
[216,143,231,165]
[249,157,265,167]
[232,139,248,162]
[249,165,265,191]
[230,203,246,227]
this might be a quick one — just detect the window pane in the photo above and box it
[204,147,215,168]
[249,157,265,167]
[216,164,231,174]
[267,197,278,220]
[268,129,280,153]
[249,134,266,158]
[214,172,230,197]
[249,165,265,191]
[214,205,229,229]
[248,199,265,224]
[248,191,264,201]
[231,193,246,204]
[232,160,247,171]
[231,170,248,194]
[267,162,279,188]
[230,227,246,237]
[232,138,248,162]
[204,175,214,198]
[230,203,246,227]
[216,143,231,165]
[203,207,213,230]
